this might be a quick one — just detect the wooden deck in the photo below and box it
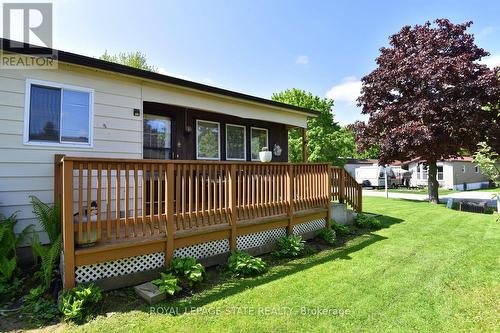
[55,156,362,288]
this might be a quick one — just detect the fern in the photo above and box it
[0,256,16,282]
[32,233,61,290]
[0,213,33,284]
[30,196,61,244]
[30,196,62,290]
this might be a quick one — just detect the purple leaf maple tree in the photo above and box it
[356,19,499,203]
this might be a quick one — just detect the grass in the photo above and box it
[53,197,498,332]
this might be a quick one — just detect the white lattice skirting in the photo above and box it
[173,239,230,259]
[75,252,165,283]
[75,217,326,283]
[293,218,326,236]
[237,227,287,250]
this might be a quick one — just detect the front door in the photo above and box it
[143,114,172,159]
[143,114,172,214]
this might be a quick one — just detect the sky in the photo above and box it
[7,0,500,124]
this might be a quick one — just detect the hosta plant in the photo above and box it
[316,228,336,245]
[168,257,205,287]
[227,251,267,277]
[59,283,103,323]
[355,214,382,229]
[152,272,182,296]
[274,235,305,258]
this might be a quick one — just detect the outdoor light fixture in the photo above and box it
[133,108,141,117]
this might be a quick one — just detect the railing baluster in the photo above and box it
[142,164,147,236]
[124,165,129,238]
[97,163,102,241]
[201,164,206,226]
[106,164,111,239]
[158,163,164,234]
[86,162,92,242]
[133,164,138,237]
[116,164,121,239]
[78,163,83,243]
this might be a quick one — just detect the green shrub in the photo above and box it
[22,286,59,324]
[274,235,305,258]
[168,257,205,287]
[152,272,182,296]
[227,251,267,277]
[30,196,62,290]
[316,228,336,245]
[355,214,382,229]
[0,213,32,300]
[331,220,350,236]
[59,283,103,323]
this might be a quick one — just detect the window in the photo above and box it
[143,115,171,159]
[196,120,220,160]
[437,165,444,181]
[24,79,93,146]
[250,127,268,161]
[461,165,466,173]
[226,124,246,160]
[474,165,479,173]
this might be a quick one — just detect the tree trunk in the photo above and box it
[428,161,439,204]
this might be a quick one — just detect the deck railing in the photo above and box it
[330,167,362,213]
[54,156,361,288]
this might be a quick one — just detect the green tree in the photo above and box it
[335,126,380,160]
[271,89,341,163]
[473,142,499,186]
[100,51,157,72]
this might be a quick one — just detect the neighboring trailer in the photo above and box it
[355,166,397,188]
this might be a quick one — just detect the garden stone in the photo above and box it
[134,282,165,305]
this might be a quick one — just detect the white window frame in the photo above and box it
[225,124,246,161]
[24,79,94,148]
[196,119,220,160]
[250,127,269,161]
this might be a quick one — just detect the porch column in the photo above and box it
[301,127,307,162]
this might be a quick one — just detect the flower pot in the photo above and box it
[259,151,272,163]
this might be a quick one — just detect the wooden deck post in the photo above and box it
[325,166,331,229]
[228,164,237,251]
[287,164,294,235]
[54,154,64,207]
[338,169,345,204]
[62,158,75,289]
[165,163,175,266]
[301,128,307,162]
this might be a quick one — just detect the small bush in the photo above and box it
[152,272,182,296]
[355,214,381,229]
[22,286,59,324]
[316,228,336,245]
[59,283,103,324]
[228,251,267,277]
[168,257,205,287]
[331,220,350,236]
[274,235,305,258]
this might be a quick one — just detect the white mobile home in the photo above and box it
[407,157,491,190]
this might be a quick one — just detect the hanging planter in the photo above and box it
[259,147,272,163]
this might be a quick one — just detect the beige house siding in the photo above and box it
[407,160,491,189]
[450,162,490,190]
[0,62,309,243]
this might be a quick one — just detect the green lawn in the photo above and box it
[372,187,498,195]
[374,188,458,195]
[62,198,498,333]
